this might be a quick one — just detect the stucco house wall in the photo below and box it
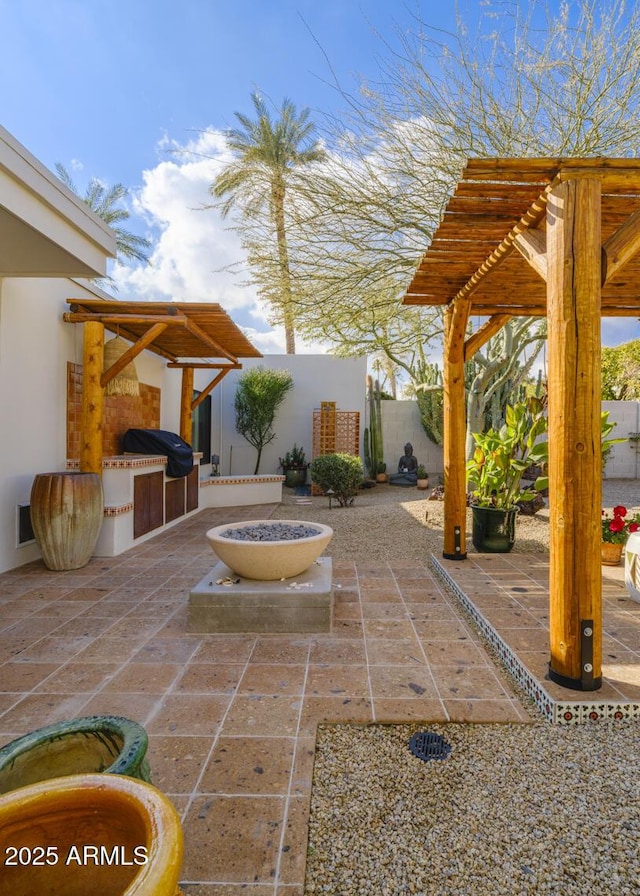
[0,126,186,573]
[0,276,174,573]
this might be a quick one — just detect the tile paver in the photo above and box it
[1,503,637,890]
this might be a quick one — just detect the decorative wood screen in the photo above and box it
[312,406,360,457]
[311,405,361,496]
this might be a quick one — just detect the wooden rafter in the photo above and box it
[65,300,261,364]
[403,157,640,317]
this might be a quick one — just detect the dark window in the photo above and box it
[192,391,212,465]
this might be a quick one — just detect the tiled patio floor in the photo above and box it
[436,551,640,722]
[0,503,637,893]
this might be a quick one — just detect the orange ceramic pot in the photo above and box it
[0,773,183,895]
[601,542,623,566]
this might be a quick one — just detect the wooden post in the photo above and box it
[80,321,104,475]
[442,300,470,560]
[180,367,194,444]
[546,177,602,690]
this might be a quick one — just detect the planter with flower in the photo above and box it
[601,506,640,566]
[466,399,547,553]
[278,444,309,488]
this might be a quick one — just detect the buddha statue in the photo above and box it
[389,442,419,486]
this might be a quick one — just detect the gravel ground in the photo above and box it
[272,479,640,562]
[292,479,640,896]
[306,722,640,896]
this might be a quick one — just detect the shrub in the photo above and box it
[310,453,363,506]
[234,367,293,474]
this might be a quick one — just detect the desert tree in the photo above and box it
[601,340,640,400]
[286,0,640,423]
[234,366,294,474]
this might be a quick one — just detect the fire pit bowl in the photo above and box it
[205,519,333,580]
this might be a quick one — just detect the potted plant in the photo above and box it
[601,505,640,565]
[279,444,309,488]
[416,465,429,489]
[466,398,547,552]
[376,462,387,483]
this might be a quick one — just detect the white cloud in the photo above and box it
[109,129,338,358]
[112,130,256,313]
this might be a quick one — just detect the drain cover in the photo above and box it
[408,731,451,762]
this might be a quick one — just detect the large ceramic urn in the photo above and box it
[30,471,104,570]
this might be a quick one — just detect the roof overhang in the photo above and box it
[403,157,640,318]
[0,126,117,277]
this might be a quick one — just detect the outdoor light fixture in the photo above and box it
[103,335,139,397]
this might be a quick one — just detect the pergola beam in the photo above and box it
[451,184,553,304]
[546,176,602,690]
[442,299,471,560]
[192,367,236,410]
[100,323,168,388]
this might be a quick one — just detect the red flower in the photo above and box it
[629,522,640,534]
[609,517,625,533]
[613,505,627,518]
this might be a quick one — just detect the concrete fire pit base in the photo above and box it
[188,557,333,633]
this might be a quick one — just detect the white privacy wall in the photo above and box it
[379,399,640,483]
[380,400,443,480]
[203,355,368,476]
[602,400,640,479]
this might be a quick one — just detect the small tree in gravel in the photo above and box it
[235,367,293,474]
[310,453,363,507]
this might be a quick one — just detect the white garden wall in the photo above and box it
[202,355,367,476]
[380,400,443,481]
[602,400,640,479]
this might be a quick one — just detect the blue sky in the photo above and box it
[3,1,456,187]
[1,0,636,352]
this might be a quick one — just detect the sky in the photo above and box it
[1,0,637,354]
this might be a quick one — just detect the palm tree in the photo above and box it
[211,93,325,354]
[55,163,151,267]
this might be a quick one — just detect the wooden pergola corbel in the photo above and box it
[403,157,640,692]
[167,362,241,443]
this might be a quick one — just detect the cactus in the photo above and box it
[415,362,444,445]
[365,376,384,479]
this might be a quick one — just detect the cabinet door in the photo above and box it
[134,472,164,538]
[186,466,199,512]
[165,478,185,523]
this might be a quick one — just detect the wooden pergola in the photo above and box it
[63,299,261,473]
[403,157,640,691]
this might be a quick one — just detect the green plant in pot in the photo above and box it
[466,398,547,552]
[279,444,309,488]
[416,465,429,489]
